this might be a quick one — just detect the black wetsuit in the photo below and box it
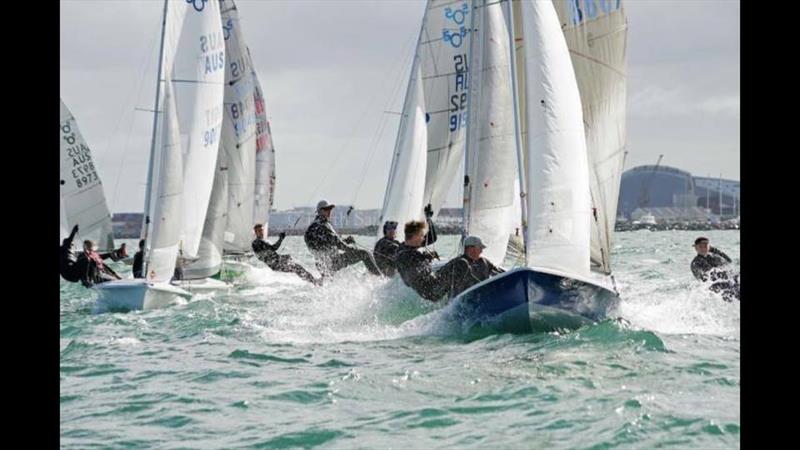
[373,237,400,277]
[439,254,505,298]
[60,231,81,283]
[394,219,448,301]
[691,247,739,301]
[132,250,144,279]
[75,251,120,287]
[395,243,448,301]
[304,214,382,277]
[252,235,318,284]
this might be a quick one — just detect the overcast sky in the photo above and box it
[60,0,740,213]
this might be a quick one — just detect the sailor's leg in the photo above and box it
[339,248,382,275]
[275,260,319,285]
[96,272,116,284]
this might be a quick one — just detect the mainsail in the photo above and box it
[552,0,628,274]
[59,99,115,251]
[251,66,275,233]
[419,0,475,216]
[220,0,257,253]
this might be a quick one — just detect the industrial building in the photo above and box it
[617,164,739,221]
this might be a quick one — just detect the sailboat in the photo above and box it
[215,61,278,282]
[185,0,276,284]
[380,0,626,332]
[60,99,115,252]
[180,0,259,290]
[93,0,226,310]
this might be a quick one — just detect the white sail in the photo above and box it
[165,0,225,258]
[59,99,115,251]
[464,1,517,265]
[553,0,628,274]
[522,0,591,278]
[145,78,184,283]
[420,0,475,216]
[378,62,428,240]
[183,143,227,279]
[220,0,257,253]
[251,67,275,232]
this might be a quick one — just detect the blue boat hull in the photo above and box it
[446,267,620,334]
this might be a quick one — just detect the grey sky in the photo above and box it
[60,0,740,213]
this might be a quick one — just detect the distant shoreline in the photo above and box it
[111,223,740,239]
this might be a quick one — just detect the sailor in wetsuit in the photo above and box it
[132,239,145,279]
[75,239,125,287]
[252,224,321,285]
[691,236,740,301]
[373,221,401,277]
[395,207,450,302]
[304,200,382,278]
[438,235,505,298]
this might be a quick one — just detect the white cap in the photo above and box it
[316,200,335,212]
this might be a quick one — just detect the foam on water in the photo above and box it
[61,232,740,449]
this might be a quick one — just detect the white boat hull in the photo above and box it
[173,277,231,293]
[92,279,192,312]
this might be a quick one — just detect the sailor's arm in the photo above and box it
[709,247,732,263]
[487,259,505,275]
[270,233,286,251]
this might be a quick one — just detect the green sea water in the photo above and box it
[60,230,740,449]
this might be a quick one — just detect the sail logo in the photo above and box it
[200,31,225,74]
[186,0,208,12]
[442,2,469,48]
[223,18,233,41]
[62,121,100,189]
[567,0,621,25]
[449,54,469,131]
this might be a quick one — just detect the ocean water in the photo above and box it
[60,230,740,449]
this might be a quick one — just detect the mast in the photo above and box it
[461,0,480,240]
[505,0,528,248]
[143,0,169,271]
